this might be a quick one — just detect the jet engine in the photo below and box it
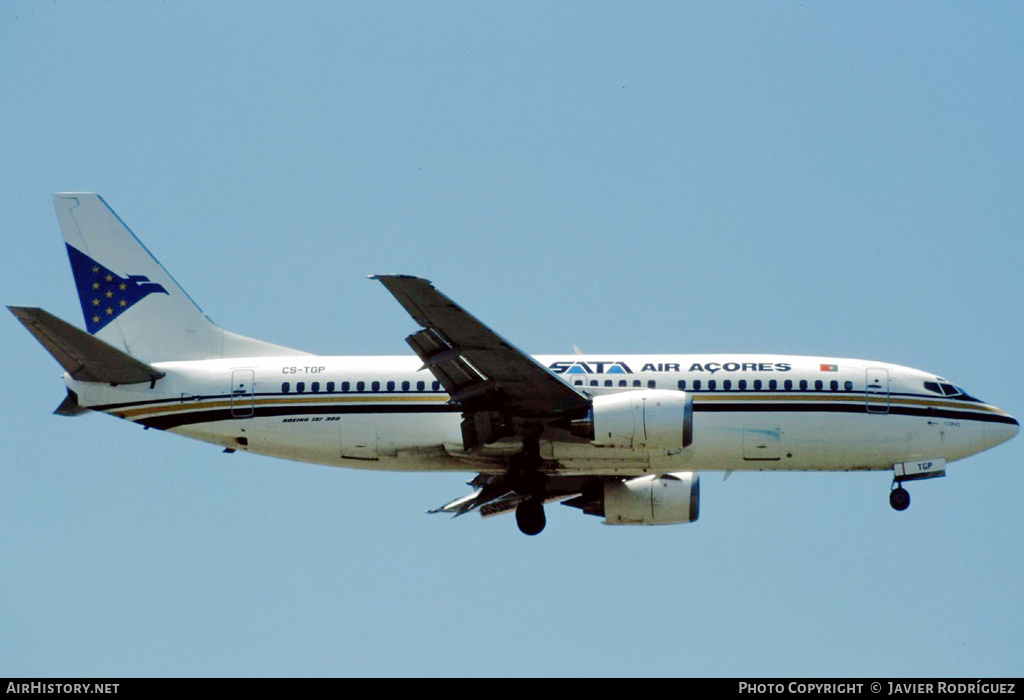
[564,472,700,525]
[574,389,693,450]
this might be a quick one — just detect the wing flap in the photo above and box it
[430,474,596,519]
[407,327,487,393]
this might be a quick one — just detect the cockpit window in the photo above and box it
[954,386,979,402]
[926,381,980,402]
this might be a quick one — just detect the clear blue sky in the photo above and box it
[2,1,1022,677]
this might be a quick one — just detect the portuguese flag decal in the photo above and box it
[820,364,839,372]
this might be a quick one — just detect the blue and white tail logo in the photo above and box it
[53,192,308,362]
[66,244,168,333]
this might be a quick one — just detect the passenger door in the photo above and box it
[866,368,890,414]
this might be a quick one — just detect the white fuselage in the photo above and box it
[68,354,1018,477]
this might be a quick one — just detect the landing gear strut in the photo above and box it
[889,483,910,511]
[888,459,946,512]
[510,435,547,536]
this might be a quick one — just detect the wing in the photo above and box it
[372,275,590,448]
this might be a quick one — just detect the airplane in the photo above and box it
[9,193,1019,535]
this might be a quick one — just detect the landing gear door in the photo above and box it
[866,368,890,414]
[894,458,946,483]
[230,369,255,418]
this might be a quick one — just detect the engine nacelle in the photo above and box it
[564,472,700,525]
[605,472,699,525]
[589,389,693,450]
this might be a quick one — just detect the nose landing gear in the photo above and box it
[888,459,946,512]
[889,483,910,511]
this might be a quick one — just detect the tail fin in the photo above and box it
[53,193,308,362]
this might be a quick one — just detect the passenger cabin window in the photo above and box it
[708,379,717,391]
[416,381,425,391]
[282,382,290,393]
[618,380,627,387]
[371,381,380,392]
[738,379,747,390]
[604,380,612,387]
[814,380,823,391]
[753,379,762,390]
[386,381,395,392]
[677,380,686,390]
[799,380,808,391]
[693,380,702,390]
[647,380,656,389]
[723,379,731,390]
[401,381,410,391]
[844,381,853,391]
[356,381,365,392]
[830,380,838,391]
[784,380,792,390]
[297,382,305,393]
[769,379,777,390]
[633,380,641,387]
[342,381,350,392]
[432,381,441,392]
[327,382,335,393]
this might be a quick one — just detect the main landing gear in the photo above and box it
[516,499,546,536]
[510,436,548,536]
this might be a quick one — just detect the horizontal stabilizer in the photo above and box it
[9,306,165,385]
[54,389,88,416]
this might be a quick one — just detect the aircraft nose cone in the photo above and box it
[986,412,1019,449]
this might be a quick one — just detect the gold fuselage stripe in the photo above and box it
[101,392,1010,421]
